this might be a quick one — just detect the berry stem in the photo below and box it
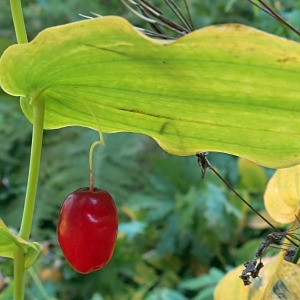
[79,96,105,192]
[14,97,45,300]
[89,136,105,192]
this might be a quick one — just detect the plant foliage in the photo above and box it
[0,0,300,299]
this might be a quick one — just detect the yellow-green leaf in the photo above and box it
[0,219,41,269]
[1,17,300,168]
[264,165,300,223]
[238,158,267,190]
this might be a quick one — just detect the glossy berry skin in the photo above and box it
[57,187,118,274]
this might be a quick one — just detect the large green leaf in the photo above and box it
[0,17,300,168]
[0,219,41,269]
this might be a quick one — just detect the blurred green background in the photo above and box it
[0,1,299,299]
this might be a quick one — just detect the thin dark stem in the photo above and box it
[121,0,193,39]
[247,0,300,36]
[196,153,299,247]
[211,163,278,231]
[183,0,194,31]
[165,0,193,31]
[196,153,277,231]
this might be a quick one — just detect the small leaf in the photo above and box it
[145,288,187,300]
[1,17,300,168]
[238,158,267,190]
[193,286,216,300]
[0,219,41,269]
[118,221,146,241]
[179,268,223,291]
[133,262,157,286]
[143,252,182,273]
[264,165,300,223]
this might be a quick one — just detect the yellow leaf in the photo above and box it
[215,249,300,300]
[214,256,279,300]
[214,264,250,300]
[264,165,300,223]
[262,258,300,299]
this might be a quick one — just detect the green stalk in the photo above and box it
[14,98,45,300]
[292,247,300,264]
[9,1,43,299]
[9,0,28,44]
[13,248,25,300]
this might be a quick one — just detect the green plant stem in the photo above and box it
[19,98,45,240]
[13,248,25,300]
[292,246,300,264]
[10,1,41,299]
[13,98,45,300]
[9,0,28,43]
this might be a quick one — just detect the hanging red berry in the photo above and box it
[57,187,118,274]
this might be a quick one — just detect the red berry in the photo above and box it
[57,187,118,274]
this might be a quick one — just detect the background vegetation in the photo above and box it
[0,0,299,299]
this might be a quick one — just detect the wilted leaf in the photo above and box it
[262,258,300,300]
[214,256,279,300]
[214,264,251,300]
[1,17,300,168]
[264,165,300,223]
[0,219,41,269]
